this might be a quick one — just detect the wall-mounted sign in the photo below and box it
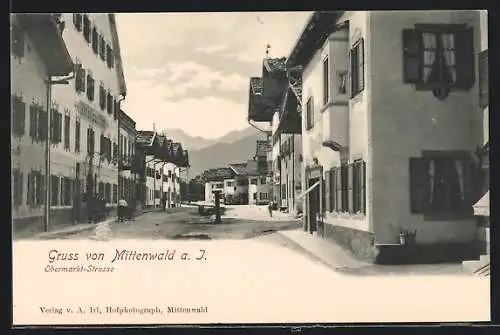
[74,101,107,128]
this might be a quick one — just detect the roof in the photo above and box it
[15,14,74,76]
[172,142,182,152]
[229,163,248,176]
[286,11,344,68]
[202,167,235,182]
[250,77,263,95]
[108,14,127,96]
[156,134,166,147]
[136,130,156,146]
[263,57,287,73]
[255,140,269,157]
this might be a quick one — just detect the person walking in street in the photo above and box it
[118,197,128,222]
[268,201,273,217]
[162,194,167,212]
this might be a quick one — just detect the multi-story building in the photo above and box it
[286,11,484,263]
[227,163,250,204]
[203,168,236,203]
[472,10,489,258]
[118,109,137,209]
[248,57,302,214]
[49,13,127,223]
[136,130,159,208]
[11,14,74,233]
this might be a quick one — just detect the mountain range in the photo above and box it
[160,126,268,178]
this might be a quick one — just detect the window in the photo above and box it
[226,181,234,187]
[27,171,44,205]
[86,73,95,101]
[11,24,25,58]
[51,175,60,206]
[251,178,258,185]
[105,183,111,203]
[91,27,98,54]
[479,50,488,108]
[99,85,106,110]
[11,95,26,136]
[87,128,95,154]
[253,193,257,200]
[106,44,114,68]
[215,183,223,189]
[323,57,329,105]
[112,184,118,203]
[98,182,105,197]
[260,192,268,200]
[154,190,161,199]
[106,92,113,114]
[64,114,70,150]
[29,104,38,140]
[350,38,365,98]
[12,169,23,207]
[113,142,118,161]
[73,13,83,31]
[168,170,172,178]
[83,15,91,42]
[260,177,266,184]
[337,71,348,94]
[409,153,473,219]
[113,99,119,120]
[329,168,336,212]
[305,97,314,130]
[281,184,287,198]
[403,25,474,91]
[38,107,48,142]
[75,119,81,152]
[99,35,106,60]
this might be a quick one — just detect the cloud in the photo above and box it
[194,45,229,54]
[121,79,249,139]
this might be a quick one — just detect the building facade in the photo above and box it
[287,11,484,263]
[11,14,74,233]
[118,109,137,209]
[202,168,236,203]
[50,13,127,224]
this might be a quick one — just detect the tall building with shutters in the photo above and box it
[287,11,484,263]
[50,13,127,224]
[11,14,74,234]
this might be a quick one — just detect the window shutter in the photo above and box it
[57,112,63,143]
[360,161,366,214]
[87,128,91,154]
[409,157,430,213]
[335,167,342,211]
[324,171,330,213]
[402,29,423,84]
[329,169,335,212]
[347,164,354,213]
[26,172,31,205]
[38,172,45,205]
[478,50,488,108]
[38,107,47,142]
[358,38,365,92]
[455,27,475,90]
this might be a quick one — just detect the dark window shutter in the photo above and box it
[38,107,47,142]
[358,39,365,92]
[324,171,330,213]
[478,50,488,108]
[360,161,366,214]
[100,134,105,155]
[26,172,31,205]
[336,167,342,211]
[330,169,336,212]
[402,29,423,84]
[455,27,475,90]
[92,28,99,54]
[409,157,430,213]
[38,172,45,205]
[347,164,354,213]
[58,112,63,142]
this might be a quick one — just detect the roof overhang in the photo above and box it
[286,11,344,68]
[16,14,74,76]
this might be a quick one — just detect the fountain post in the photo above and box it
[212,190,222,224]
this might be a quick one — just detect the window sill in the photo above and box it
[320,100,348,113]
[327,211,366,220]
[415,211,474,222]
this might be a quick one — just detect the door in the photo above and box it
[308,177,320,233]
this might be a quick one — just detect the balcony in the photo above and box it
[119,155,133,171]
[320,102,349,151]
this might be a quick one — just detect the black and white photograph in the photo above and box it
[11,10,490,325]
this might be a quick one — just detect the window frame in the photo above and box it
[322,56,330,105]
[350,38,365,99]
[305,97,314,131]
[12,95,26,137]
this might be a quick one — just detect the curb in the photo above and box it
[36,217,116,240]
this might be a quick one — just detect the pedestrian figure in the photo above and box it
[118,197,128,222]
[268,201,273,217]
[162,194,167,212]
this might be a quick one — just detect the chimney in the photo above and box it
[153,123,156,133]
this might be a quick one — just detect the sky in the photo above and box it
[116,12,312,140]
